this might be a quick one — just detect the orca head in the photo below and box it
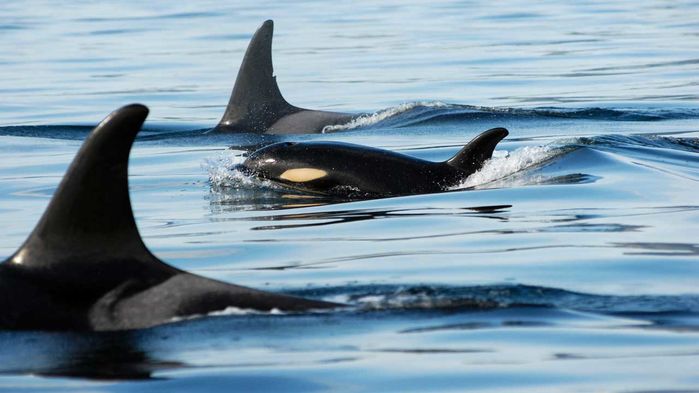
[239,142,295,177]
[239,142,331,185]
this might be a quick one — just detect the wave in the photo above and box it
[2,103,697,139]
[290,284,699,315]
[575,134,699,153]
[321,101,450,132]
[319,102,699,131]
[164,283,699,324]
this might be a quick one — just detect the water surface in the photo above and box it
[0,0,698,391]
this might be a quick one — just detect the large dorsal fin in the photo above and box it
[216,20,300,132]
[7,105,175,293]
[446,128,509,174]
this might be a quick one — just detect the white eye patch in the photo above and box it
[279,168,328,182]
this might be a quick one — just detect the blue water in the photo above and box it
[1,0,699,391]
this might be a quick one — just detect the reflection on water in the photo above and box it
[246,205,512,232]
[0,332,182,381]
[613,242,699,257]
[207,185,334,213]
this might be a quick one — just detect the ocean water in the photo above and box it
[1,0,699,391]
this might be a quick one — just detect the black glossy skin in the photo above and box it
[243,142,456,195]
[241,128,509,196]
[213,20,356,134]
[0,105,339,331]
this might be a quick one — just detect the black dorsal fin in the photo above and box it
[7,105,175,294]
[446,128,509,174]
[216,20,300,132]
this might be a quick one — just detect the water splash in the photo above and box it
[453,145,555,189]
[203,151,335,211]
[321,101,450,132]
[202,151,253,187]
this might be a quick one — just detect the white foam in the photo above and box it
[203,151,281,190]
[169,307,286,323]
[453,145,554,189]
[322,101,449,132]
[209,307,285,316]
[202,151,246,186]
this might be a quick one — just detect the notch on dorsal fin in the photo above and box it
[446,128,509,174]
[216,20,300,133]
[8,105,176,294]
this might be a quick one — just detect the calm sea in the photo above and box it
[0,0,698,391]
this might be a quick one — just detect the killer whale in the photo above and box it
[213,20,356,134]
[238,127,509,196]
[0,104,339,331]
